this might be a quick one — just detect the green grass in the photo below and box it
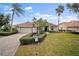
[15,32,79,56]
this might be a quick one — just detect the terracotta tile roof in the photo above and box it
[60,21,79,28]
[16,22,56,28]
[16,22,36,28]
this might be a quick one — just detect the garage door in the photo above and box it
[17,27,37,33]
[17,28,32,33]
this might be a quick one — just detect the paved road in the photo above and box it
[0,33,27,56]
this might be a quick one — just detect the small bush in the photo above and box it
[20,33,46,45]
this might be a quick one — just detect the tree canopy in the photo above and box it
[36,18,48,27]
[0,14,10,27]
[12,3,24,16]
[56,5,64,16]
[67,3,79,18]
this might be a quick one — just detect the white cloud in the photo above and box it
[35,13,63,20]
[13,21,25,25]
[3,6,10,11]
[9,7,14,11]
[35,13,59,24]
[61,16,79,23]
[4,11,12,14]
[34,13,79,24]
[35,13,40,16]
[0,5,10,11]
[25,6,32,11]
[0,4,13,11]
[66,16,78,20]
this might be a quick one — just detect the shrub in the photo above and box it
[0,29,18,36]
[1,26,10,32]
[0,26,18,36]
[20,33,46,45]
[20,37,35,45]
[0,25,11,32]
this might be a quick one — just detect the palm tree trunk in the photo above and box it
[58,15,60,31]
[11,10,15,32]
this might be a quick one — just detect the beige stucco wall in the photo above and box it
[17,26,54,33]
[67,28,79,32]
[59,24,79,32]
[59,24,67,30]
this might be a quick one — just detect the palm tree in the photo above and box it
[10,3,24,32]
[67,3,79,18]
[55,5,64,31]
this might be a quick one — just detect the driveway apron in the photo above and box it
[0,33,27,56]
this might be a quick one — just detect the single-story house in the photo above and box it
[16,22,57,33]
[48,23,57,31]
[59,21,79,32]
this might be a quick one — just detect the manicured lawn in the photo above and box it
[15,32,79,56]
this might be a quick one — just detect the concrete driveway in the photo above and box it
[0,33,27,56]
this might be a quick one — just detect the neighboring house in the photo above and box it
[59,21,79,32]
[16,22,56,33]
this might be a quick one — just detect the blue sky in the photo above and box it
[0,3,78,25]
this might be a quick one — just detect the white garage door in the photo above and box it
[17,27,37,33]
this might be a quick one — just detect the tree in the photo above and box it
[36,18,48,34]
[67,3,79,18]
[0,14,10,27]
[10,3,24,32]
[0,14,10,31]
[55,5,64,31]
[4,14,10,25]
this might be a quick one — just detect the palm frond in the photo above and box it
[55,5,64,16]
[12,3,25,16]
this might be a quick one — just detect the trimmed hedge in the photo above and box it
[20,33,46,45]
[0,31,18,36]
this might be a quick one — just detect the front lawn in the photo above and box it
[15,32,79,56]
